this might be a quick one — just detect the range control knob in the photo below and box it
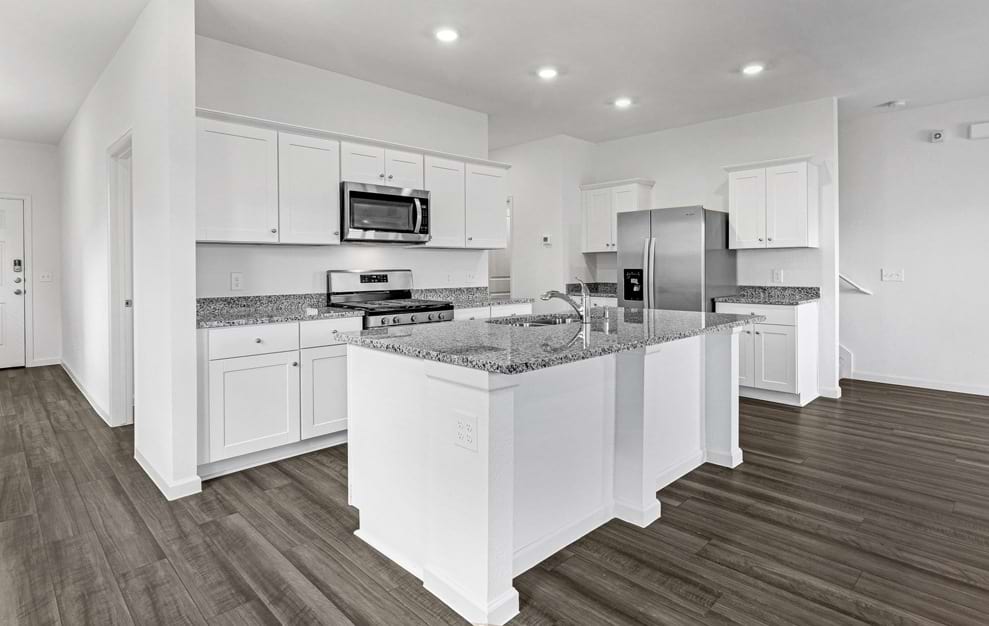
[410,315,417,322]
[427,314,434,321]
[392,316,400,324]
[380,317,389,325]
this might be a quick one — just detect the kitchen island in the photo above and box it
[340,307,761,625]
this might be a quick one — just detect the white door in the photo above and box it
[583,188,613,252]
[610,185,638,248]
[384,149,424,189]
[300,345,348,439]
[0,199,25,369]
[341,142,386,185]
[465,163,509,249]
[208,351,301,461]
[753,324,797,393]
[424,156,466,248]
[738,325,754,388]
[765,162,808,248]
[278,133,341,244]
[728,168,767,249]
[196,119,279,243]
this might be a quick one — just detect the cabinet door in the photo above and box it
[197,119,279,243]
[611,185,638,247]
[583,188,613,252]
[424,156,466,248]
[728,168,766,249]
[753,324,796,393]
[385,149,424,189]
[465,163,509,249]
[738,325,754,387]
[278,133,341,244]
[341,141,386,185]
[208,351,300,461]
[300,345,348,439]
[765,161,808,248]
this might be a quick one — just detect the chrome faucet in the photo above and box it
[540,278,592,322]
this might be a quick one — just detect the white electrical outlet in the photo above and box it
[881,268,905,282]
[39,272,53,283]
[230,272,244,291]
[455,412,478,452]
[771,269,784,284]
[466,272,476,283]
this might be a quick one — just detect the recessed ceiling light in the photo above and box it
[613,97,633,109]
[435,28,459,43]
[537,67,559,80]
[741,63,765,76]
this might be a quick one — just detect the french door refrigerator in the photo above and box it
[617,206,737,312]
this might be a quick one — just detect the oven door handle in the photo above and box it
[413,198,423,234]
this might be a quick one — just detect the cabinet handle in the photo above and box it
[467,236,473,241]
[332,329,339,334]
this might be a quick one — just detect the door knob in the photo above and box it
[13,289,23,295]
[13,277,21,283]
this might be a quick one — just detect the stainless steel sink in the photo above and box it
[488,315,582,328]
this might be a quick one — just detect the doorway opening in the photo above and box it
[488,195,513,298]
[108,134,134,426]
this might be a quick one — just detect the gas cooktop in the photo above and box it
[327,270,454,328]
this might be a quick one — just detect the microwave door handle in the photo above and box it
[413,198,423,233]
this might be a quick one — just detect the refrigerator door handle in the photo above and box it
[641,238,651,309]
[648,237,657,310]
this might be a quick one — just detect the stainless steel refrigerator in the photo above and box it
[617,206,736,312]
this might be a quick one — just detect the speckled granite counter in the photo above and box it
[413,287,533,309]
[196,294,362,329]
[339,307,763,374]
[714,286,820,306]
[450,296,535,309]
[565,282,617,297]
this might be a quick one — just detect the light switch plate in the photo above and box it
[881,268,905,282]
[771,269,784,284]
[230,272,244,291]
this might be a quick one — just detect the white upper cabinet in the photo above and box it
[197,119,279,243]
[465,163,509,249]
[580,179,654,252]
[583,188,613,252]
[341,141,386,185]
[727,157,818,250]
[727,169,766,249]
[384,149,424,189]
[424,156,466,248]
[341,142,425,189]
[278,133,341,245]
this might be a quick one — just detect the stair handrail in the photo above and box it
[839,273,874,295]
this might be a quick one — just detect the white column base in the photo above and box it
[423,569,520,626]
[613,500,662,527]
[706,448,744,468]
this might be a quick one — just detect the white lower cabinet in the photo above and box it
[208,351,301,461]
[454,306,492,321]
[716,301,818,406]
[300,345,349,439]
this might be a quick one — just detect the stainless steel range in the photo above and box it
[327,269,453,328]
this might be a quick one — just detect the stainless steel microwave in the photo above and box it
[341,182,430,244]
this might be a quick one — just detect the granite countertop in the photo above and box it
[197,305,363,329]
[565,282,617,297]
[452,296,535,309]
[339,307,764,375]
[714,286,821,306]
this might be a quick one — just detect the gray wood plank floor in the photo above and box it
[1,365,988,624]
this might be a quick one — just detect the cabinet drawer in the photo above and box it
[300,317,363,348]
[454,306,491,321]
[208,323,299,360]
[589,297,617,308]
[489,303,531,318]
[716,303,795,326]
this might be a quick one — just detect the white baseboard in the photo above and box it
[706,448,744,468]
[851,370,989,397]
[655,450,705,490]
[135,449,202,501]
[197,431,348,480]
[28,357,62,368]
[819,386,842,399]
[423,566,519,626]
[512,505,612,576]
[740,386,817,407]
[613,500,662,528]
[60,361,111,425]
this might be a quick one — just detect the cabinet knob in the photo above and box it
[292,361,299,367]
[467,236,473,241]
[758,237,764,242]
[333,231,340,236]
[387,174,394,180]
[768,237,773,242]
[378,173,385,178]
[271,228,277,234]
[254,338,262,343]
[755,331,761,335]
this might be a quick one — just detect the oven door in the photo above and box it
[342,182,430,243]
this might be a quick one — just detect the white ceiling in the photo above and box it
[196,0,989,149]
[0,0,150,144]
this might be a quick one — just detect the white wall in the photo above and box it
[490,135,595,312]
[195,37,492,296]
[498,99,840,394]
[0,139,61,365]
[840,96,989,395]
[59,0,199,497]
